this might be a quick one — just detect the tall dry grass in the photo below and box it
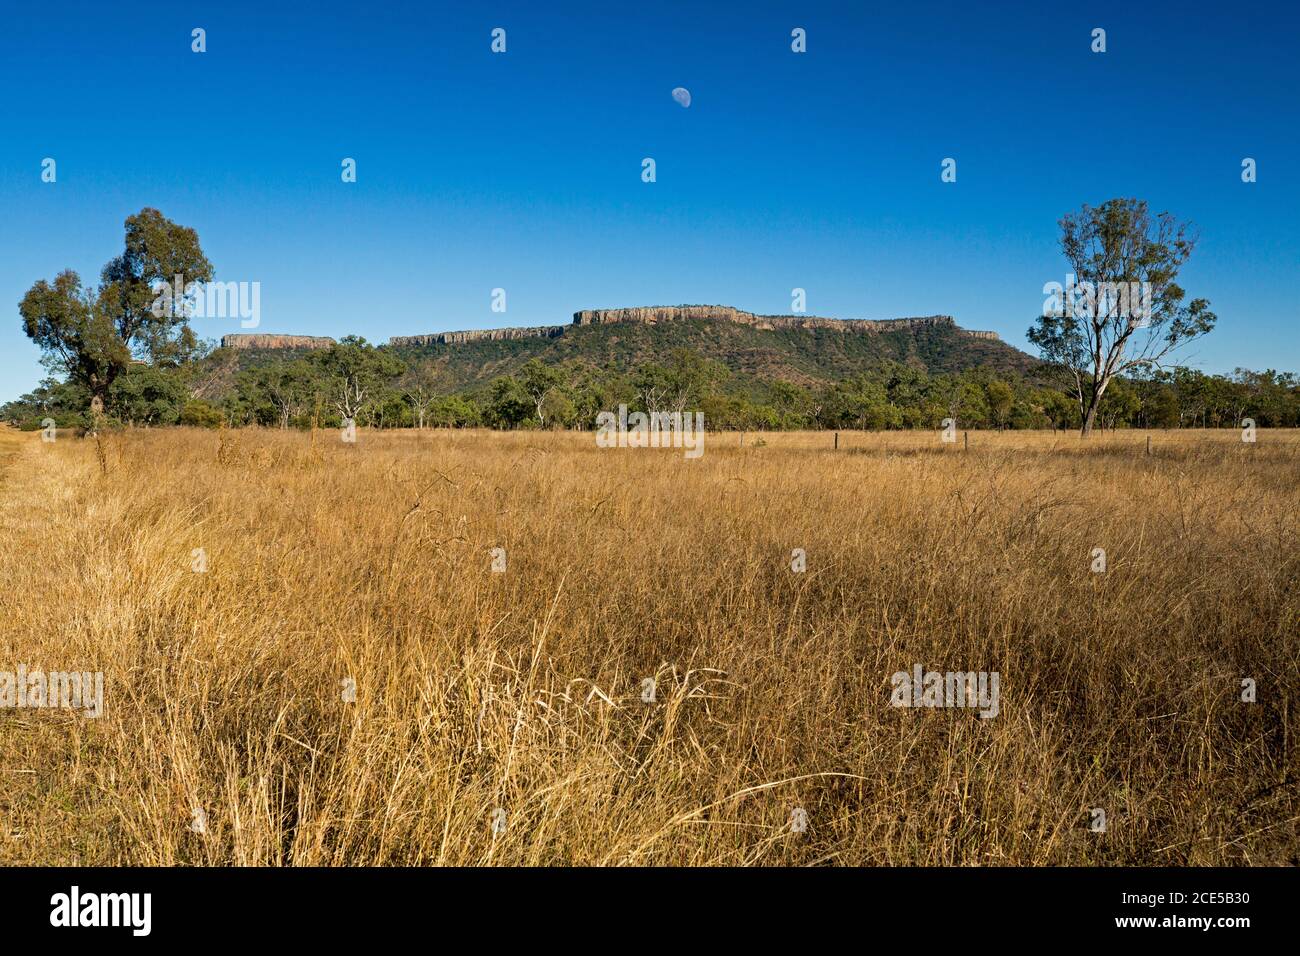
[0,424,1297,865]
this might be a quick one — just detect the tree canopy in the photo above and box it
[20,208,213,411]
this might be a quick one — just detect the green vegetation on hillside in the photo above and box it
[384,316,1038,392]
[5,334,1297,433]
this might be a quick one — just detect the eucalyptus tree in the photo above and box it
[1028,198,1216,435]
[19,208,213,413]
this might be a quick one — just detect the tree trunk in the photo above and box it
[1081,401,1100,436]
[1080,377,1111,436]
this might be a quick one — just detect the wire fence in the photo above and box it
[810,429,1300,456]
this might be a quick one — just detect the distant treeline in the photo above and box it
[5,337,1298,432]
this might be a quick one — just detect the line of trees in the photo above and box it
[6,338,1297,433]
[10,203,1294,435]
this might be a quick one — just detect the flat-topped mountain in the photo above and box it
[206,304,1036,398]
[382,305,1034,389]
[388,305,1001,347]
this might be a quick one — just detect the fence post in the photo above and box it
[964,431,969,451]
[834,431,839,450]
[1146,435,1151,456]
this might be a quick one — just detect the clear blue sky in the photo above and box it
[2,0,1297,401]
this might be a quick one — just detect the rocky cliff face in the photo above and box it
[388,305,999,346]
[390,326,566,347]
[217,309,998,351]
[571,306,999,339]
[221,334,336,350]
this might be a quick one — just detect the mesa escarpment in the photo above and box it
[573,305,1000,338]
[191,302,1034,395]
[221,307,1001,350]
[389,305,1000,347]
[390,325,566,347]
[221,333,336,350]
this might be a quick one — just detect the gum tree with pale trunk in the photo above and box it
[1028,198,1216,436]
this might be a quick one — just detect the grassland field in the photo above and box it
[0,425,1296,865]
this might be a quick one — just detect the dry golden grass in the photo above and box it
[1,424,1297,865]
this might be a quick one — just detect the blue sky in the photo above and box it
[2,0,1297,400]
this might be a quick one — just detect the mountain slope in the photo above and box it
[381,309,1038,389]
[202,306,1040,405]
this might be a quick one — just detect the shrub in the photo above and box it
[179,399,225,428]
